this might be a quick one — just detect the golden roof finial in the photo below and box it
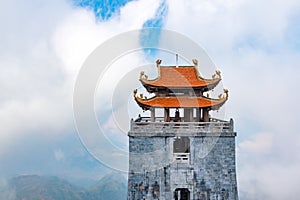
[156,59,162,67]
[224,89,229,99]
[140,71,148,80]
[140,71,144,79]
[192,59,198,66]
[216,70,221,78]
[133,89,137,97]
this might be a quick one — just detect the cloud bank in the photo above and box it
[0,0,161,177]
[164,0,300,199]
[1,0,300,199]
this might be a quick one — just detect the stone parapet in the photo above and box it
[129,118,235,137]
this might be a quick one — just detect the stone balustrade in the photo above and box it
[129,117,235,137]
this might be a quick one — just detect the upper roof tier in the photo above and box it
[140,64,221,93]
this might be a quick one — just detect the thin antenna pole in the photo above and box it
[176,53,178,68]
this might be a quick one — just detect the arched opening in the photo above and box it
[173,137,190,153]
[174,188,190,200]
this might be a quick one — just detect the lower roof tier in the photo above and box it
[134,95,228,111]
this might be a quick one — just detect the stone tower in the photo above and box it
[128,59,238,200]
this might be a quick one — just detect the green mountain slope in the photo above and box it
[7,173,127,200]
[9,175,85,200]
[87,173,127,200]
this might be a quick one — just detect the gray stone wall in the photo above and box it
[190,136,238,200]
[127,129,238,200]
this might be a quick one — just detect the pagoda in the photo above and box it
[127,59,239,200]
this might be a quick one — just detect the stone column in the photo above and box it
[203,108,209,122]
[164,108,170,122]
[189,108,194,122]
[151,108,155,122]
[184,108,189,122]
[196,108,200,122]
[184,108,193,122]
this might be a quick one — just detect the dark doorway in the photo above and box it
[174,188,190,200]
[173,137,190,153]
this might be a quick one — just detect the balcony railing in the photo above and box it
[130,117,234,133]
[174,153,190,163]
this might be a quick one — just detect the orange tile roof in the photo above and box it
[135,96,227,110]
[140,66,221,88]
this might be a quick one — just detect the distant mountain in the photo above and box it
[9,175,85,200]
[87,173,127,200]
[7,173,127,200]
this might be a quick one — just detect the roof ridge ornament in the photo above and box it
[192,59,198,66]
[139,71,148,80]
[218,89,229,100]
[212,70,222,79]
[224,89,229,99]
[156,59,162,67]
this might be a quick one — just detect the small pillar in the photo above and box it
[164,108,170,122]
[174,109,180,122]
[151,108,155,122]
[203,108,209,122]
[184,108,188,122]
[189,108,193,122]
[184,108,193,122]
[196,108,200,122]
[230,118,234,131]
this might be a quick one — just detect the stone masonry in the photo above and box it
[127,120,239,200]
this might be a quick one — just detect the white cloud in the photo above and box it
[52,0,161,78]
[166,0,300,53]
[0,0,161,159]
[54,149,65,161]
[165,0,300,198]
[0,1,73,157]
[1,0,300,198]
[238,132,273,154]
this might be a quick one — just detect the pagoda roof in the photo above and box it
[140,66,221,92]
[134,94,228,111]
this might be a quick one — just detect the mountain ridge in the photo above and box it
[4,173,127,200]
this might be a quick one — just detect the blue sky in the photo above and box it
[72,0,135,21]
[1,0,300,199]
